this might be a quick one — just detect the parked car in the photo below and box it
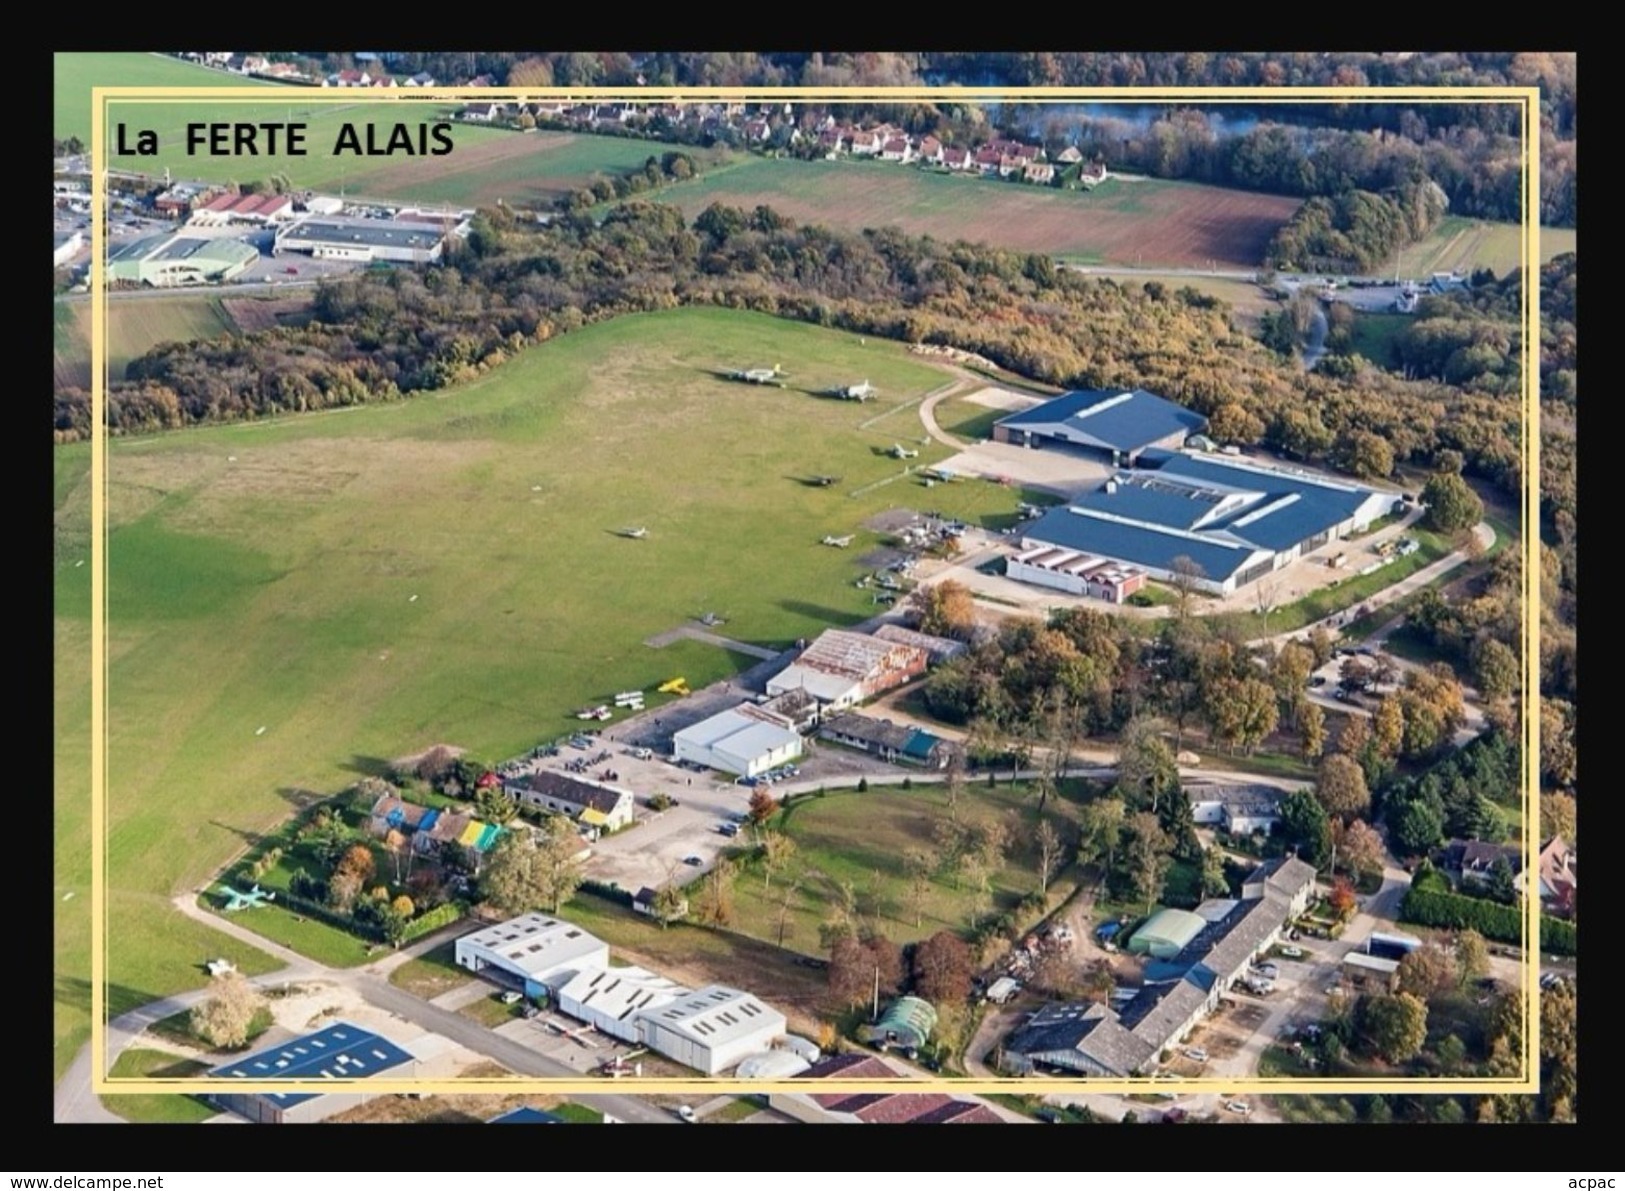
[675,1105,696,1123]
[1279,946,1305,959]
[1309,675,1327,688]
[1225,1100,1252,1116]
[1253,962,1280,979]
[1183,1047,1208,1062]
[683,854,704,866]
[499,991,522,1005]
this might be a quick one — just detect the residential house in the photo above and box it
[239,56,269,76]
[1055,145,1084,165]
[850,130,883,156]
[460,103,503,123]
[325,69,372,88]
[742,118,771,143]
[1442,838,1523,891]
[1187,784,1284,836]
[973,146,1004,175]
[941,146,974,172]
[917,135,943,164]
[880,137,914,163]
[406,72,436,87]
[1023,161,1056,185]
[1078,161,1110,187]
[1536,836,1576,917]
[632,887,688,920]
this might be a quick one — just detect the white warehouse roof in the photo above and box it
[558,965,689,1024]
[456,913,606,978]
[646,985,786,1050]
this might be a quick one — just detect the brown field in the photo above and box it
[54,295,239,389]
[657,161,1302,268]
[220,296,313,334]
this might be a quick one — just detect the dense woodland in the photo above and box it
[1266,181,1450,272]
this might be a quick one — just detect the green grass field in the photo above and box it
[648,159,1301,268]
[388,941,473,999]
[1394,216,1577,278]
[1345,312,1410,371]
[53,306,1039,1079]
[55,53,274,144]
[724,778,1095,955]
[54,294,239,390]
[103,1049,217,1123]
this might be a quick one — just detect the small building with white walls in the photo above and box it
[672,705,803,777]
[453,913,608,1000]
[637,985,787,1074]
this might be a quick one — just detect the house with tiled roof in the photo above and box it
[503,770,635,833]
[1536,836,1576,917]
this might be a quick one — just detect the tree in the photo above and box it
[190,972,266,1050]
[910,578,977,640]
[1079,957,1115,1002]
[1114,717,1178,812]
[1200,845,1230,897]
[480,818,583,915]
[1270,642,1315,712]
[1372,696,1405,760]
[1315,753,1371,821]
[1077,797,1126,886]
[1389,795,1446,857]
[1541,792,1577,845]
[1328,875,1358,920]
[1168,555,1207,619]
[912,931,975,1003]
[697,856,738,927]
[651,883,689,929]
[827,934,872,1009]
[414,745,457,786]
[1205,677,1278,755]
[1455,929,1490,990]
[1035,819,1065,898]
[747,788,780,829]
[384,828,413,883]
[1361,992,1428,1064]
[1396,944,1456,999]
[1421,472,1484,534]
[1338,712,1372,758]
[334,843,376,885]
[1123,812,1172,915]
[1300,700,1327,760]
[903,847,936,929]
[1485,856,1518,905]
[759,830,797,890]
[1280,789,1331,869]
[1470,636,1519,701]
[1338,819,1385,877]
[474,785,517,825]
[942,756,966,822]
[1030,947,1081,999]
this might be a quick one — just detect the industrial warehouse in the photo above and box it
[273,214,449,263]
[206,1022,415,1125]
[992,388,1209,465]
[1013,450,1399,596]
[106,231,259,286]
[672,703,805,778]
[766,628,929,708]
[999,858,1317,1077]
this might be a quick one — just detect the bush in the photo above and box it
[399,901,464,943]
[1127,592,1155,607]
[857,778,869,793]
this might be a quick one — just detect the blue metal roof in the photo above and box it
[1071,478,1230,532]
[1024,506,1263,582]
[998,389,1207,453]
[1152,454,1382,552]
[490,1106,566,1124]
[210,1022,413,1108]
[902,729,940,760]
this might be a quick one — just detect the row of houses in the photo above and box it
[999,858,1318,1077]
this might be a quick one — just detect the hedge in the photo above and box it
[578,879,634,906]
[1399,887,1576,956]
[400,901,466,944]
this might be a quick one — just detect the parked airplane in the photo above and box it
[809,474,842,488]
[618,526,648,539]
[889,443,920,460]
[218,884,275,912]
[831,379,876,401]
[728,364,786,385]
[822,535,854,548]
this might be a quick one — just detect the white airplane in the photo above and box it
[618,527,648,540]
[577,704,611,720]
[822,535,854,548]
[836,379,877,401]
[729,364,786,385]
[889,443,919,460]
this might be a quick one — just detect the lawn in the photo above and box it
[933,397,1007,443]
[54,52,273,144]
[460,992,527,1028]
[650,158,1300,268]
[147,1005,273,1053]
[1394,216,1577,279]
[1346,312,1410,371]
[389,941,474,999]
[708,1097,765,1123]
[723,778,1098,955]
[103,1049,216,1123]
[58,307,1023,1077]
[1086,273,1281,327]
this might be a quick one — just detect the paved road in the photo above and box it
[59,279,323,304]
